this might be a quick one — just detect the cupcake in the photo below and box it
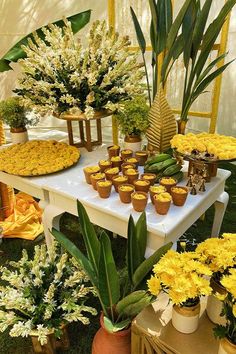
[112,175,128,193]
[153,192,172,215]
[149,185,166,204]
[118,184,135,203]
[140,173,156,186]
[104,167,119,181]
[83,166,100,184]
[107,145,120,159]
[171,186,188,206]
[120,149,133,160]
[97,180,112,199]
[90,172,106,190]
[135,151,149,166]
[124,168,139,185]
[98,159,112,173]
[159,177,177,193]
[131,192,148,212]
[134,179,150,193]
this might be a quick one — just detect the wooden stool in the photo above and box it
[56,110,112,152]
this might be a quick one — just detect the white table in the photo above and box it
[0,145,230,253]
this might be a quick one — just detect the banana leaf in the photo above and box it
[0,10,91,72]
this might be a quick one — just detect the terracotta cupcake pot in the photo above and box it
[120,149,133,160]
[153,193,171,215]
[118,184,135,203]
[107,145,120,159]
[124,168,139,185]
[121,163,136,175]
[140,173,156,186]
[124,157,138,169]
[112,175,128,193]
[131,192,148,212]
[135,151,149,166]
[104,167,119,181]
[134,179,150,193]
[159,177,177,193]
[171,186,189,206]
[90,173,106,191]
[97,180,112,199]
[110,156,123,171]
[83,166,100,184]
[149,185,167,204]
[98,160,112,173]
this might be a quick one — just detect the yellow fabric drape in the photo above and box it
[0,192,44,240]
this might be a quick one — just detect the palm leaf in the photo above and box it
[0,10,91,72]
[130,7,146,54]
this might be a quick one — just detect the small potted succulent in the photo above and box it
[0,97,39,144]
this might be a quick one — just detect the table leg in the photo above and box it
[79,121,85,143]
[67,121,74,145]
[211,191,229,237]
[42,204,64,248]
[85,120,92,151]
[96,118,102,144]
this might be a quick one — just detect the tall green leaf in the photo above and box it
[195,52,228,86]
[0,10,91,72]
[161,34,184,83]
[130,7,146,54]
[149,0,158,54]
[135,212,147,261]
[157,0,173,54]
[77,200,100,277]
[127,215,141,283]
[182,0,198,67]
[98,232,120,308]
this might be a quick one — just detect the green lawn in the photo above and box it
[0,161,235,354]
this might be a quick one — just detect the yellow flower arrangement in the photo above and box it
[0,140,80,176]
[147,250,212,305]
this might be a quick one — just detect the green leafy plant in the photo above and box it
[52,201,172,333]
[115,95,150,137]
[0,10,91,72]
[0,97,39,129]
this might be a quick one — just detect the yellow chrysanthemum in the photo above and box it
[147,276,161,296]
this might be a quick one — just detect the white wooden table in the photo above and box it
[0,145,230,253]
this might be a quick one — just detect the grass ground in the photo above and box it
[0,161,235,354]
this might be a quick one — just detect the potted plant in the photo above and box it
[147,249,212,334]
[0,97,39,144]
[114,95,149,152]
[52,201,172,354]
[214,268,236,354]
[0,242,97,353]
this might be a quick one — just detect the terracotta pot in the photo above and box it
[131,192,148,212]
[124,157,138,169]
[104,167,119,181]
[124,134,142,152]
[97,181,112,198]
[177,119,187,135]
[135,151,149,166]
[107,145,120,159]
[171,186,188,206]
[134,179,150,193]
[172,301,200,334]
[207,277,227,325]
[118,184,135,203]
[99,160,112,173]
[218,338,236,354]
[90,173,106,191]
[159,177,177,193]
[120,149,133,160]
[112,175,128,193]
[83,166,101,184]
[92,314,131,354]
[110,157,123,171]
[10,127,28,144]
[153,195,171,215]
[121,163,136,175]
[140,173,156,186]
[124,169,139,185]
[149,185,167,204]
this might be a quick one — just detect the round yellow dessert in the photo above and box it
[113,176,127,182]
[171,187,187,194]
[0,140,80,176]
[132,193,146,200]
[160,177,176,185]
[105,167,119,174]
[99,160,111,166]
[119,185,134,192]
[84,166,100,173]
[154,192,172,202]
[91,173,105,180]
[111,156,122,162]
[125,168,138,175]
[97,181,112,187]
[135,180,149,186]
[126,158,138,163]
[108,145,119,150]
[150,185,166,193]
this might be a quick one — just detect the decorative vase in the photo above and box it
[30,326,69,354]
[146,87,177,153]
[10,127,28,144]
[177,119,188,135]
[124,134,142,152]
[206,277,226,325]
[218,338,236,354]
[92,314,131,354]
[172,301,200,334]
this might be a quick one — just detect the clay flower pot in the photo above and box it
[218,337,236,354]
[120,149,133,160]
[131,191,148,212]
[134,179,150,193]
[149,185,167,204]
[107,145,120,159]
[110,156,123,171]
[153,192,172,215]
[99,160,112,173]
[124,157,138,169]
[135,151,149,166]
[83,166,101,184]
[140,173,156,186]
[159,177,177,193]
[104,167,119,181]
[118,184,135,203]
[90,173,106,191]
[97,180,112,199]
[121,162,136,175]
[172,300,200,334]
[124,168,139,185]
[112,175,128,193]
[171,186,189,206]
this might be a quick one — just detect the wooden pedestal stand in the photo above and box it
[31,326,70,354]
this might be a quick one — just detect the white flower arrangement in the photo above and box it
[15,19,145,119]
[0,242,97,345]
